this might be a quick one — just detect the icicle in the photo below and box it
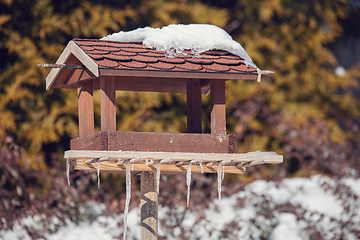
[131,163,134,171]
[222,164,225,180]
[97,161,101,189]
[156,162,160,194]
[123,162,131,240]
[186,163,192,207]
[217,163,223,206]
[145,159,148,165]
[200,162,204,174]
[66,159,70,186]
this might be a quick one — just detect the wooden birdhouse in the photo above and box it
[44,35,283,239]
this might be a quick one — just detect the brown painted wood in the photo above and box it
[77,80,94,137]
[66,76,211,94]
[100,76,116,131]
[99,68,257,81]
[67,68,95,86]
[187,79,202,133]
[71,131,237,153]
[112,76,187,93]
[51,71,257,91]
[46,42,76,90]
[140,172,158,240]
[52,55,80,88]
[107,131,236,153]
[71,131,108,150]
[210,80,226,134]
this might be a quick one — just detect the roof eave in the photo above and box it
[98,68,258,81]
[46,41,99,90]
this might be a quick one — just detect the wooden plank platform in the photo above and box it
[65,150,283,174]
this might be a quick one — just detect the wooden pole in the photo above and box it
[100,76,116,131]
[186,79,202,133]
[210,80,226,134]
[141,171,158,240]
[78,80,94,137]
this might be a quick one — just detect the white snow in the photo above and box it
[97,161,100,189]
[270,213,303,240]
[123,162,132,240]
[285,176,342,218]
[101,24,258,69]
[249,176,344,218]
[2,175,360,240]
[47,220,114,240]
[246,150,278,155]
[199,162,204,174]
[66,159,70,186]
[217,164,223,204]
[45,208,140,240]
[222,164,225,180]
[156,162,160,194]
[343,178,360,196]
[203,195,238,233]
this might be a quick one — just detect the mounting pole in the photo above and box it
[140,171,158,240]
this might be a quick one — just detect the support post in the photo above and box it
[141,171,158,240]
[210,80,226,134]
[186,79,202,133]
[100,76,116,131]
[78,80,94,137]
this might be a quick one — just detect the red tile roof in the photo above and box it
[45,39,260,92]
[73,39,257,75]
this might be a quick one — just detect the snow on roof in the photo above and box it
[101,24,258,70]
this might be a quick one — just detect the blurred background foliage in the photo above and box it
[1,0,360,235]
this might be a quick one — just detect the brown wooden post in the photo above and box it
[210,80,226,134]
[186,79,202,133]
[78,80,94,137]
[141,171,158,240]
[100,76,116,131]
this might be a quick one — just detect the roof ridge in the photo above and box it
[73,38,144,45]
[73,39,237,53]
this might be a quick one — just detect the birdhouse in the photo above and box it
[43,25,283,239]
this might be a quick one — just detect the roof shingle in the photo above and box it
[73,39,257,74]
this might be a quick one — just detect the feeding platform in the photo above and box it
[65,150,283,174]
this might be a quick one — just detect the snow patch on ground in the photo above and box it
[270,213,303,240]
[2,175,360,240]
[343,178,360,195]
[248,176,344,218]
[46,208,140,240]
